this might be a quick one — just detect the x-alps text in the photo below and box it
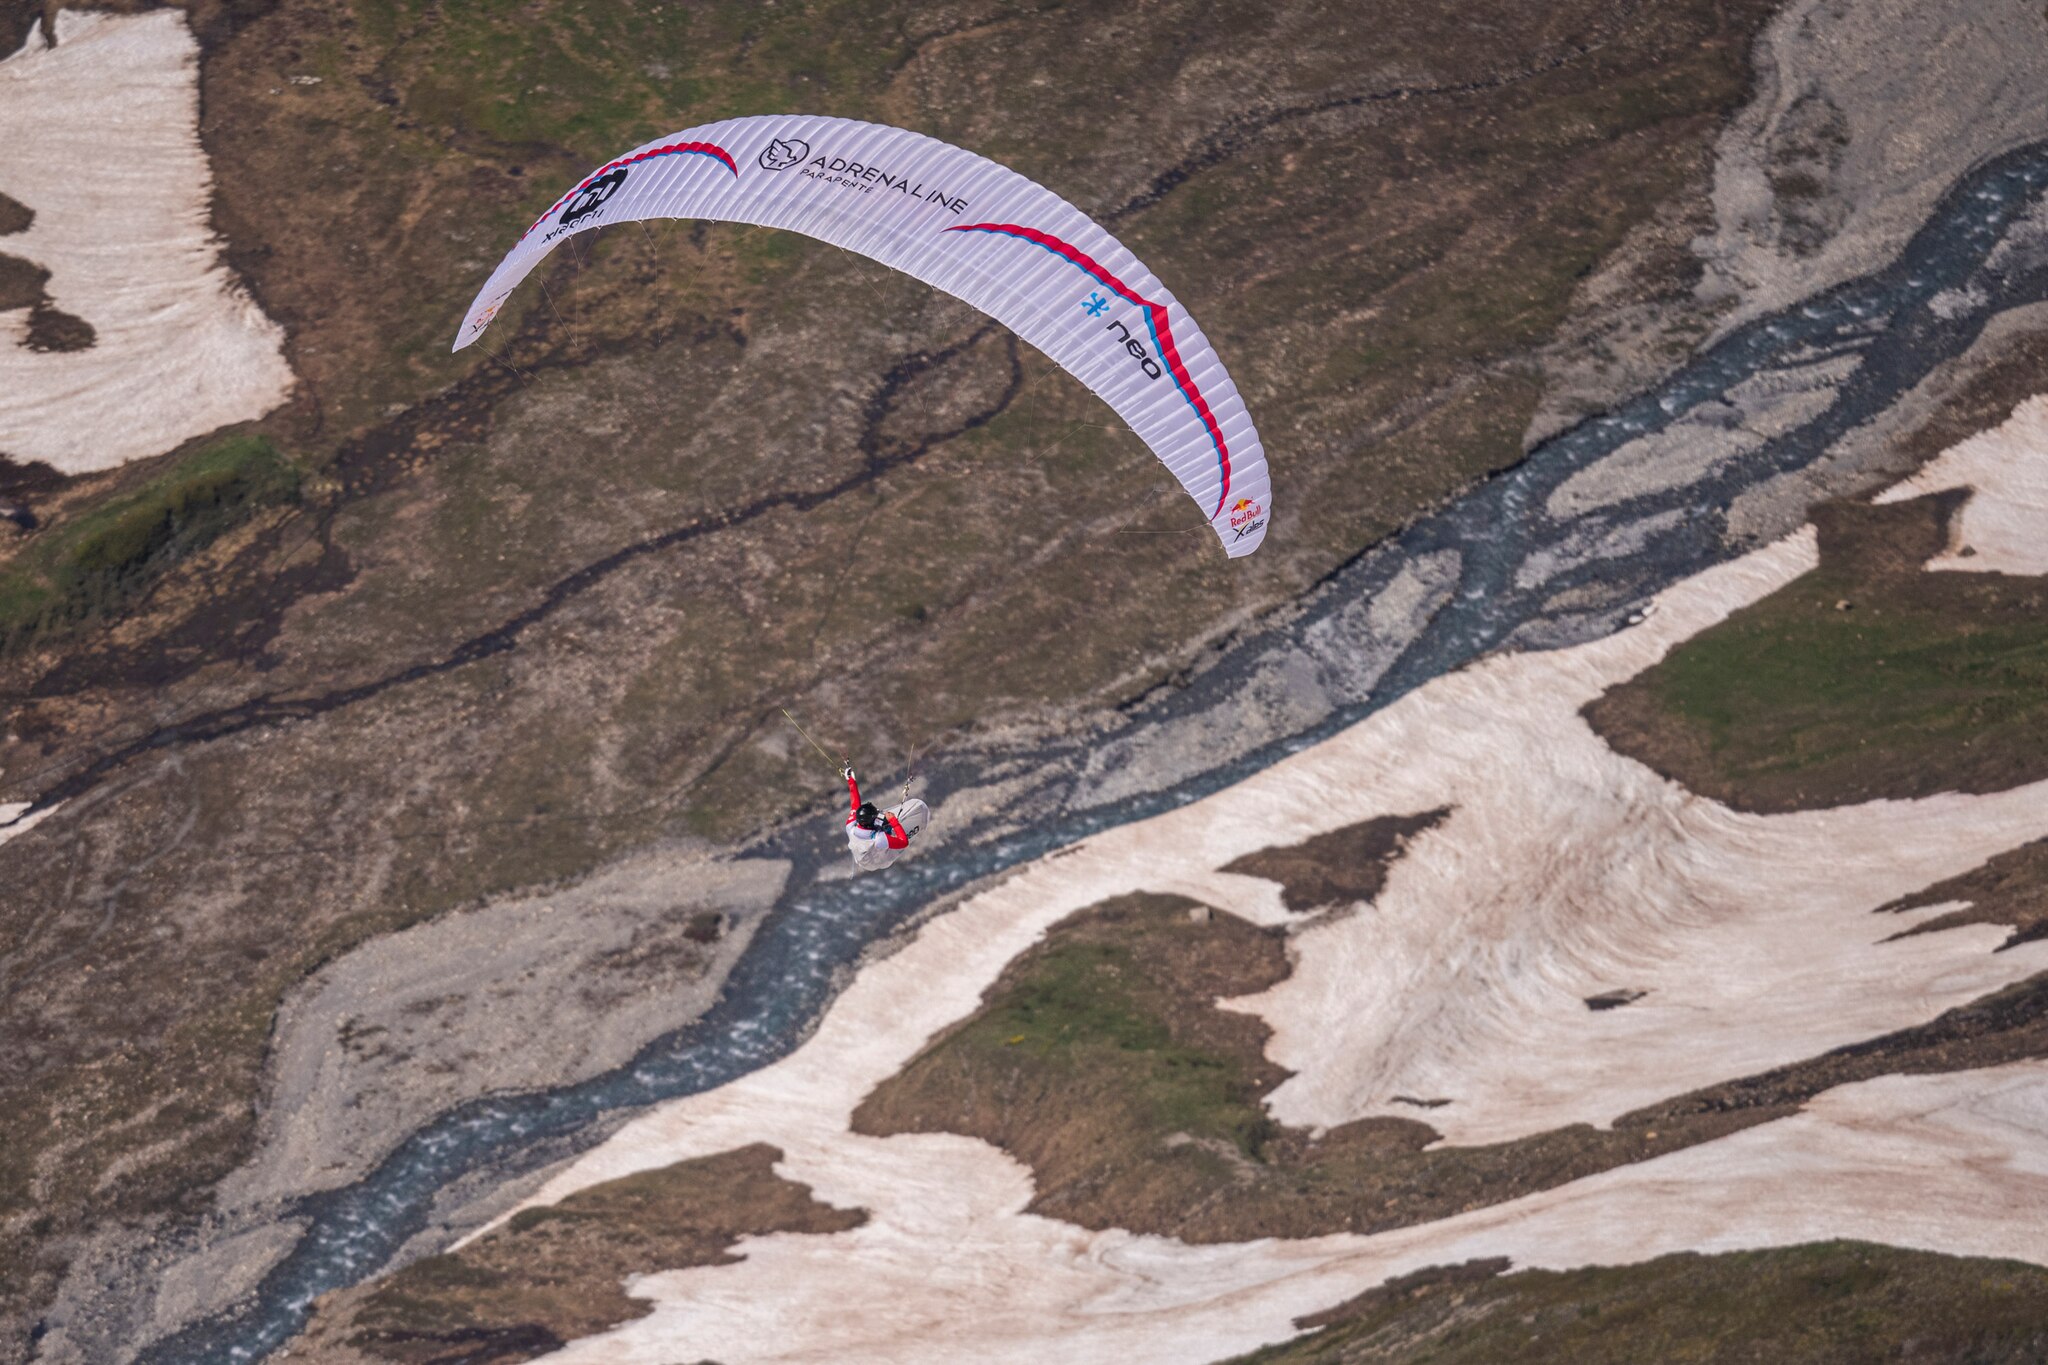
[800,156,969,213]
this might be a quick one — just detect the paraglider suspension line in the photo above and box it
[779,707,844,773]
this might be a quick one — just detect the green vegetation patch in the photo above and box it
[1588,493,2048,811]
[355,0,908,156]
[854,895,1297,1221]
[0,435,301,654]
[957,923,1282,1159]
[854,895,1639,1241]
[854,894,2048,1246]
[1226,1242,2048,1364]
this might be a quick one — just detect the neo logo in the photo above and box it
[1105,318,1163,380]
[560,168,629,226]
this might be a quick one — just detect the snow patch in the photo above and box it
[1227,546,2048,1141]
[0,11,291,473]
[0,799,57,848]
[517,1062,2048,1364]
[1875,391,2048,574]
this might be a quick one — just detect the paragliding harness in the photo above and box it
[847,773,910,850]
[779,708,925,864]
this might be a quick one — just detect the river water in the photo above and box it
[142,140,2048,1363]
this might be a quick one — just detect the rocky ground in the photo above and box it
[6,0,2048,1361]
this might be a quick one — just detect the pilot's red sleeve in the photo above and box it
[883,813,909,850]
[846,773,863,821]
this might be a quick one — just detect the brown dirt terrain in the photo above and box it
[1222,809,1449,915]
[0,238,94,350]
[1221,1243,2048,1364]
[0,0,1797,1348]
[284,1142,862,1365]
[853,892,2048,1243]
[1878,838,2048,950]
[1586,490,2048,812]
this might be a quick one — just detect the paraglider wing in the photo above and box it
[455,116,1271,557]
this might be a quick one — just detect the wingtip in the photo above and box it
[1215,525,1266,558]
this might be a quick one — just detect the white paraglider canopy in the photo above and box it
[456,115,1272,557]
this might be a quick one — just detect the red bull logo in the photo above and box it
[1228,497,1262,530]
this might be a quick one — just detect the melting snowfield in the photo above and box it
[1876,391,2048,575]
[445,406,2048,1363]
[0,10,290,473]
[525,1064,2048,1365]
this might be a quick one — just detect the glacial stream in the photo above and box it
[142,140,2048,1363]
